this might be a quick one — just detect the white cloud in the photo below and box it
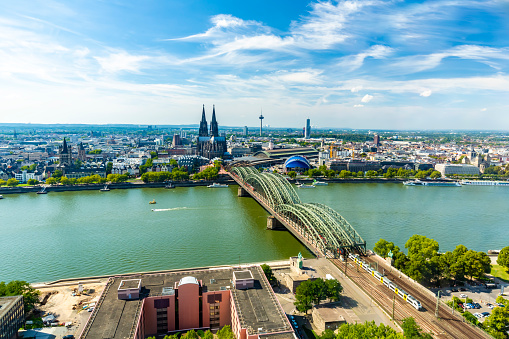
[351,86,363,93]
[94,52,151,73]
[481,108,487,112]
[361,94,373,103]
[338,45,394,70]
[420,90,432,97]
[354,104,364,107]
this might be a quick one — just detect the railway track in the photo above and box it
[331,258,491,339]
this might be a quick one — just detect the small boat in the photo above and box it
[165,183,175,189]
[149,199,157,204]
[207,183,228,188]
[297,183,315,188]
[37,186,48,194]
[313,180,328,186]
[0,195,3,199]
[100,185,110,191]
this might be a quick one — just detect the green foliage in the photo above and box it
[181,329,199,339]
[76,174,107,184]
[373,239,400,258]
[496,296,509,306]
[139,158,153,174]
[338,170,352,178]
[45,177,57,185]
[307,168,322,178]
[318,329,335,339]
[336,320,404,338]
[193,166,219,180]
[0,179,6,186]
[402,317,433,338]
[217,325,235,339]
[27,178,39,185]
[141,169,189,183]
[261,264,277,285]
[21,164,37,171]
[497,246,509,270]
[0,280,40,313]
[429,171,442,179]
[88,149,102,154]
[162,335,180,339]
[170,158,179,167]
[287,171,297,179]
[106,174,129,183]
[106,162,113,175]
[52,170,63,179]
[6,178,19,186]
[366,170,378,177]
[150,151,158,159]
[60,176,71,185]
[202,330,213,339]
[294,278,342,313]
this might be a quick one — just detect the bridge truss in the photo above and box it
[230,166,366,256]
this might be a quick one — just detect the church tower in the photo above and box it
[199,105,208,137]
[78,142,87,162]
[210,105,219,137]
[59,138,73,167]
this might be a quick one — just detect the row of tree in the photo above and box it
[141,168,190,183]
[147,326,235,339]
[296,166,442,179]
[373,235,491,285]
[319,318,431,339]
[0,280,40,313]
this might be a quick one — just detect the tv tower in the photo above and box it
[259,110,264,137]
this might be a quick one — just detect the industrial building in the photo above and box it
[78,266,294,339]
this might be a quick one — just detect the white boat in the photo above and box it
[313,180,328,186]
[0,195,3,199]
[297,183,315,188]
[403,179,461,187]
[100,185,110,191]
[461,180,509,186]
[207,183,229,188]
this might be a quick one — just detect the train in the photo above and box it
[348,253,422,311]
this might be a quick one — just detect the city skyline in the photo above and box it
[1,0,509,129]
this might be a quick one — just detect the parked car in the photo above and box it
[496,303,505,307]
[482,312,490,317]
[464,303,473,309]
[63,336,75,339]
[460,293,468,298]
[473,303,481,309]
[486,303,494,309]
[473,313,483,318]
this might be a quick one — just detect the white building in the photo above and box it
[435,164,480,177]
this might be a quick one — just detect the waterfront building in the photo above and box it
[78,266,294,339]
[435,163,480,177]
[0,295,24,339]
[284,156,311,173]
[197,105,228,159]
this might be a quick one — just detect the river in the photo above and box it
[0,183,507,282]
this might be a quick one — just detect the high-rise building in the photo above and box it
[173,134,182,147]
[374,134,380,146]
[259,111,264,136]
[304,118,311,139]
[243,126,248,136]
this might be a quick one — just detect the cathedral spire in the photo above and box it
[199,104,208,137]
[210,105,219,137]
[62,137,68,153]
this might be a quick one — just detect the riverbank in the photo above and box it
[0,176,405,195]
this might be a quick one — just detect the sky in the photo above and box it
[1,0,509,130]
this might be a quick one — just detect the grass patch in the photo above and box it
[302,325,320,339]
[490,265,509,283]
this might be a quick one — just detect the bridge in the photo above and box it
[228,165,366,257]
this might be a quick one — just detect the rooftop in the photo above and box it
[81,266,291,339]
[0,295,23,319]
[234,270,254,280]
[118,279,141,290]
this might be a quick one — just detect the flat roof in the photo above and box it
[234,270,254,280]
[0,295,23,319]
[118,279,141,290]
[81,266,292,339]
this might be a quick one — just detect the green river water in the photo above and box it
[0,183,507,282]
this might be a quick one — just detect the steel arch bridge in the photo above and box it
[230,166,366,256]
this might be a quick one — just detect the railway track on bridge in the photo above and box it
[331,258,491,339]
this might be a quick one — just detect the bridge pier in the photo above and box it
[237,187,250,197]
[267,216,285,230]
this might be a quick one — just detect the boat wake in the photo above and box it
[151,207,190,212]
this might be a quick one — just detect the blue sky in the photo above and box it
[1,0,509,129]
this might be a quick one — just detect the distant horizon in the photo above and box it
[1,122,509,134]
[1,1,509,129]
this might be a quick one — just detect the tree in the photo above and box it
[430,171,442,179]
[324,278,343,302]
[402,317,433,338]
[150,151,158,159]
[294,280,314,313]
[415,170,427,179]
[404,235,439,283]
[46,177,57,185]
[52,170,63,179]
[6,178,19,187]
[336,321,403,338]
[308,168,321,178]
[294,278,342,313]
[0,280,40,313]
[483,306,509,339]
[287,171,297,179]
[169,159,178,167]
[0,179,6,186]
[181,330,199,339]
[27,178,39,185]
[497,246,509,270]
[217,325,235,339]
[261,264,276,286]
[60,177,71,185]
[338,170,352,178]
[366,170,377,177]
[463,250,491,280]
[106,162,113,175]
[373,239,400,258]
[202,330,214,339]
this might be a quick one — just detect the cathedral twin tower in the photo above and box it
[197,105,227,159]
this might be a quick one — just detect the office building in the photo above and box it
[304,119,311,139]
[0,295,24,339]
